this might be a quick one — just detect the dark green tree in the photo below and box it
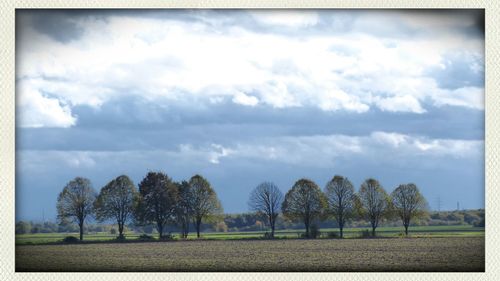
[189,175,222,238]
[136,172,178,239]
[94,175,139,239]
[324,175,356,238]
[56,177,96,241]
[282,178,327,238]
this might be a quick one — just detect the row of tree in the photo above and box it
[57,173,427,241]
[57,173,221,241]
[249,176,428,238]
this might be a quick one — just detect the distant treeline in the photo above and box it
[16,209,485,235]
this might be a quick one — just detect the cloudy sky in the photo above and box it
[15,9,484,221]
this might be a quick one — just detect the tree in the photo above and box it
[248,182,284,238]
[136,172,178,239]
[94,175,139,239]
[324,175,356,238]
[56,177,96,241]
[358,178,391,236]
[15,221,31,234]
[391,183,428,235]
[175,180,193,238]
[282,178,327,238]
[189,174,222,238]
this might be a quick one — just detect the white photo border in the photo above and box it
[1,0,498,280]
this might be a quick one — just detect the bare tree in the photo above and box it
[56,177,96,241]
[94,175,139,239]
[189,175,222,238]
[391,183,428,235]
[175,180,193,238]
[282,178,327,238]
[136,172,178,239]
[359,178,391,236]
[248,182,284,238]
[324,175,356,238]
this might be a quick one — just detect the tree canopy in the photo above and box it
[136,172,178,239]
[324,175,357,238]
[282,178,327,238]
[391,183,428,235]
[94,175,139,238]
[189,174,222,238]
[248,181,284,238]
[359,178,391,236]
[56,177,96,241]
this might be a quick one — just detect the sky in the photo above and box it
[15,9,485,222]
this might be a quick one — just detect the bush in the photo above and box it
[138,234,155,241]
[310,225,321,239]
[326,231,339,239]
[263,232,273,239]
[62,236,79,243]
[110,228,117,235]
[473,219,485,227]
[160,233,175,241]
[115,234,126,241]
[359,229,371,238]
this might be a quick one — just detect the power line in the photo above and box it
[435,196,443,212]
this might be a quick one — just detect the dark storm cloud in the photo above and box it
[17,10,86,43]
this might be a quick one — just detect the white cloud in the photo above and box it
[432,86,484,110]
[16,11,484,127]
[19,132,481,173]
[64,151,96,168]
[179,143,234,165]
[232,91,259,106]
[16,82,76,128]
[374,95,426,114]
[249,10,319,27]
[170,132,482,167]
[371,131,409,148]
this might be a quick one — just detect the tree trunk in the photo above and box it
[185,220,190,238]
[269,216,275,238]
[196,218,202,238]
[118,223,124,238]
[339,222,344,239]
[304,221,310,238]
[79,222,84,241]
[404,224,409,236]
[372,226,376,237]
[157,222,163,239]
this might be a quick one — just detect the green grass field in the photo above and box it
[15,225,484,245]
[16,236,485,271]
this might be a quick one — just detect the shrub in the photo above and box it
[62,236,79,243]
[110,228,117,235]
[473,219,485,227]
[138,234,154,241]
[263,232,273,239]
[310,224,321,239]
[359,229,371,238]
[160,233,175,241]
[115,234,126,241]
[326,231,339,239]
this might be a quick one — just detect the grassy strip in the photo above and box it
[16,225,484,245]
